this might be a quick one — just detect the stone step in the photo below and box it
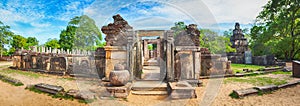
[131,81,167,91]
[131,91,168,95]
[144,62,158,66]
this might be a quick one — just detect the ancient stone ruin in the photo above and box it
[12,14,233,99]
[12,46,106,77]
[227,23,275,66]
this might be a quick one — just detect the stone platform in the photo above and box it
[168,81,197,99]
[104,82,132,98]
[131,81,168,95]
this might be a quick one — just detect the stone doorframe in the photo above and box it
[133,30,174,81]
[104,29,175,82]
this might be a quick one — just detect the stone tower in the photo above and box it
[230,23,248,54]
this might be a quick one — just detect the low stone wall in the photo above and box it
[227,53,276,66]
[201,54,232,76]
[12,47,106,78]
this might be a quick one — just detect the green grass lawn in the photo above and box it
[271,71,292,75]
[0,69,44,79]
[231,64,265,74]
[225,76,288,86]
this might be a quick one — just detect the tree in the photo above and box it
[201,29,235,54]
[25,37,39,49]
[250,0,300,60]
[59,26,75,50]
[45,38,60,49]
[0,21,13,57]
[59,15,102,50]
[170,22,187,36]
[11,34,27,49]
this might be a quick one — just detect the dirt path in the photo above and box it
[0,81,86,106]
[1,61,300,106]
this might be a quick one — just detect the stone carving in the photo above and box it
[174,24,200,46]
[109,64,130,86]
[101,14,133,46]
[230,23,248,54]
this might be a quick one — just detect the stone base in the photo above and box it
[186,80,202,87]
[104,82,132,98]
[168,81,197,99]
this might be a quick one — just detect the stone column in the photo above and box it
[165,30,175,81]
[156,40,161,59]
[143,40,149,60]
[104,46,127,80]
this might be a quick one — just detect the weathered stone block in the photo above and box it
[34,83,64,94]
[232,88,258,98]
[254,85,278,92]
[168,81,196,99]
[293,60,300,78]
[105,83,132,98]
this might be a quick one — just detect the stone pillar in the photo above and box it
[104,46,127,80]
[174,46,200,80]
[165,30,175,81]
[143,40,149,60]
[157,40,161,58]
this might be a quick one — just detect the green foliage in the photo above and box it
[170,22,187,36]
[201,29,235,54]
[59,26,75,50]
[147,44,153,50]
[25,37,39,49]
[0,74,24,86]
[45,38,60,49]
[0,21,13,56]
[59,15,102,50]
[229,91,239,99]
[250,0,300,60]
[0,69,43,79]
[231,64,265,73]
[271,71,292,75]
[9,35,39,55]
[11,35,26,49]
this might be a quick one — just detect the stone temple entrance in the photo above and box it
[100,14,230,98]
[139,30,164,81]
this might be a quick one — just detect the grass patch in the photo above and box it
[271,71,292,75]
[0,74,24,86]
[26,86,95,104]
[225,76,287,86]
[59,77,75,81]
[78,99,95,104]
[229,92,239,99]
[231,64,265,74]
[0,69,43,78]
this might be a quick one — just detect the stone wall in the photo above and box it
[12,47,106,78]
[292,60,300,78]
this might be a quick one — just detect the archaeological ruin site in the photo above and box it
[7,14,300,104]
[1,0,300,106]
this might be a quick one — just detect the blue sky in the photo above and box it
[0,0,268,44]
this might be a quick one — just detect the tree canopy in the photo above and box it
[0,21,13,57]
[59,15,102,50]
[45,38,60,49]
[250,0,300,60]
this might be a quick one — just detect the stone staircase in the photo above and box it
[131,81,168,95]
[144,58,159,66]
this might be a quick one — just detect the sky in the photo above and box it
[0,0,269,44]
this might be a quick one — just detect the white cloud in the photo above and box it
[201,0,269,24]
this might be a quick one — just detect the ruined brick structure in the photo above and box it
[230,23,249,54]
[101,14,133,46]
[227,23,276,66]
